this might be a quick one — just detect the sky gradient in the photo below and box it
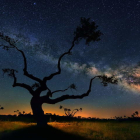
[0,0,140,118]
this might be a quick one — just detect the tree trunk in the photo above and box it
[30,97,47,126]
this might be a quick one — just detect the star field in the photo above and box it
[0,0,140,118]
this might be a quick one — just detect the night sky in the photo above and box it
[0,0,140,118]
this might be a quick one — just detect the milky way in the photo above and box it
[0,0,140,118]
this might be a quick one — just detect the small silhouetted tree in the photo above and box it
[135,111,139,117]
[60,105,82,117]
[0,17,118,126]
[0,105,4,110]
[131,111,139,118]
[14,110,19,113]
[14,110,22,115]
[123,115,127,119]
[131,114,134,118]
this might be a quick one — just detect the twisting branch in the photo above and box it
[43,17,102,83]
[43,39,76,82]
[51,83,77,96]
[45,84,76,98]
[12,69,34,95]
[46,86,52,97]
[0,33,42,84]
[52,87,69,94]
[50,76,99,104]
[3,68,34,95]
[44,75,118,104]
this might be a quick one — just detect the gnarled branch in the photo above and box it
[43,39,76,82]
[50,83,76,97]
[0,33,42,84]
[42,75,118,104]
[52,87,70,94]
[43,76,99,104]
[11,69,34,95]
[43,18,102,83]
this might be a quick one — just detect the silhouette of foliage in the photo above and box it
[99,75,118,86]
[74,17,103,45]
[2,68,18,78]
[70,83,77,90]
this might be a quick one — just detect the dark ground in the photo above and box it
[0,124,88,140]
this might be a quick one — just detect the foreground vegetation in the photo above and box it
[49,121,140,140]
[0,121,140,140]
[0,121,35,137]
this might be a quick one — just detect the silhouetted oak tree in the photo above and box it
[0,18,118,126]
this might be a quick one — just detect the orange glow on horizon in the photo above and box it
[0,101,139,119]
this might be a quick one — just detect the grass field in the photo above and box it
[0,121,140,140]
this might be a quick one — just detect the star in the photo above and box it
[0,0,140,119]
